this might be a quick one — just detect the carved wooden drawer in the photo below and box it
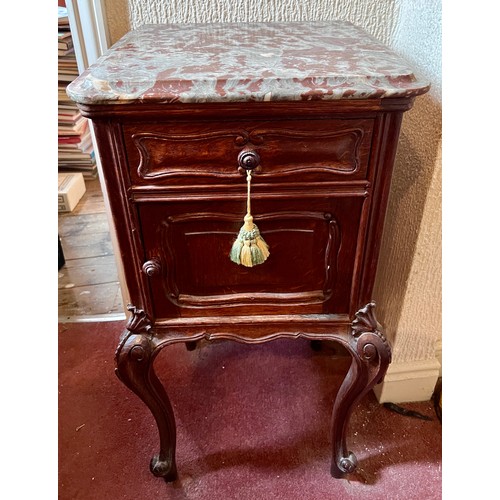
[67,21,429,484]
[122,118,374,187]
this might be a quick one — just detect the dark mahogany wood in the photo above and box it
[184,340,198,351]
[83,98,408,481]
[122,117,373,186]
[114,306,177,481]
[330,302,391,477]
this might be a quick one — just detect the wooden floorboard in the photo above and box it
[58,258,121,289]
[58,212,110,237]
[59,282,122,318]
[58,177,125,321]
[60,232,115,260]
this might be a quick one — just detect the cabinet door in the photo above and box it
[137,195,364,318]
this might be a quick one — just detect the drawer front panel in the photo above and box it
[137,196,364,318]
[123,118,373,186]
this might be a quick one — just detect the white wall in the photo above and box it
[372,0,441,401]
[127,0,400,45]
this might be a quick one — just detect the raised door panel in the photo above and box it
[137,195,365,318]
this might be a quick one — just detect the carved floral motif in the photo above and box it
[125,304,152,334]
[351,302,391,363]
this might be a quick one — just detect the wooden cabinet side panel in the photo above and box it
[89,119,152,313]
[354,111,405,308]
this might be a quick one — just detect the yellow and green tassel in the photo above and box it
[230,172,270,267]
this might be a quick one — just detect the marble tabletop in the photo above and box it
[66,21,430,105]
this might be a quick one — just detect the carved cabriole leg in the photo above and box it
[115,306,178,482]
[330,302,392,478]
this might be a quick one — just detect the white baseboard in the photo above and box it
[435,339,442,377]
[373,358,441,403]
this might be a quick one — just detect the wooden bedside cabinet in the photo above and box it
[67,21,429,482]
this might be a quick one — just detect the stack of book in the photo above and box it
[58,6,97,179]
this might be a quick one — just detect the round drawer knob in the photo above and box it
[238,149,261,171]
[142,258,161,277]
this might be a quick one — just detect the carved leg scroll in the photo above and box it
[115,306,177,482]
[330,302,392,478]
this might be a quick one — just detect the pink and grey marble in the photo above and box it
[66,21,430,105]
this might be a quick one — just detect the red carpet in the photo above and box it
[59,321,441,499]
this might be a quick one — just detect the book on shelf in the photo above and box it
[58,86,75,103]
[59,134,93,152]
[58,6,70,30]
[57,5,96,180]
[58,55,79,82]
[58,108,83,122]
[58,132,94,155]
[58,7,78,80]
[58,47,74,57]
[59,165,98,180]
[58,98,78,107]
[58,108,81,122]
[58,117,88,136]
[58,151,95,173]
[59,150,96,167]
[58,55,77,66]
[58,121,96,171]
[58,152,96,162]
[59,145,94,156]
[58,31,73,49]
